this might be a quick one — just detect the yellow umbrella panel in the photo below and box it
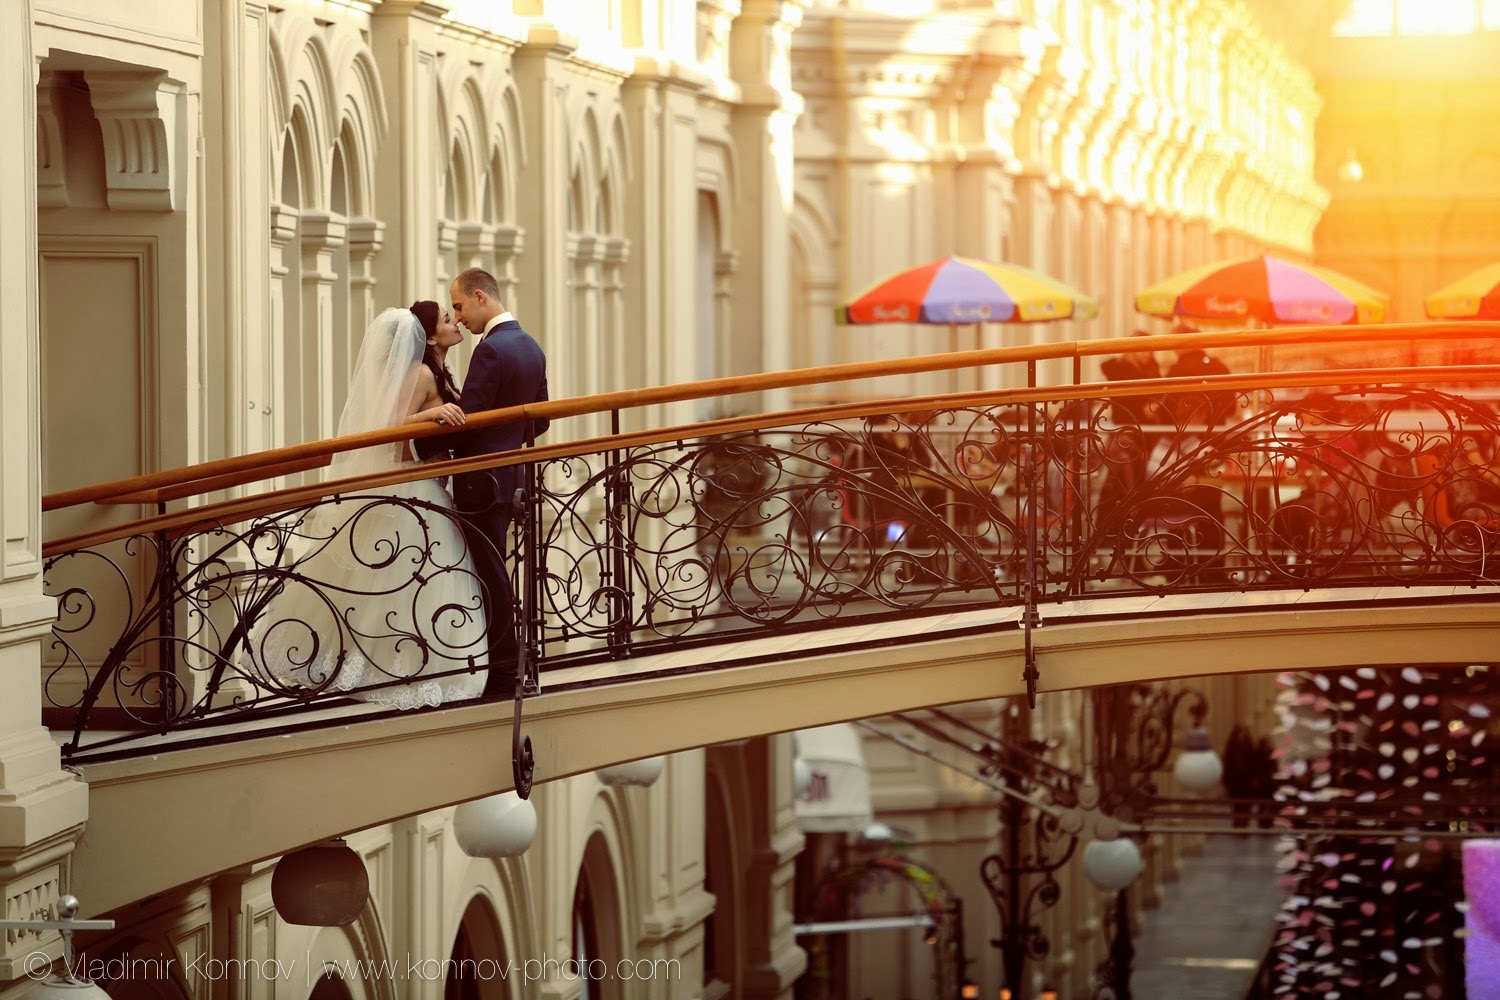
[1425,262,1500,320]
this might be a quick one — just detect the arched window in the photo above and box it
[445,895,512,1000]
[572,873,602,999]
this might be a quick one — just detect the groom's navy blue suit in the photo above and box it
[418,318,548,693]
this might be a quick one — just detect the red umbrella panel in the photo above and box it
[836,256,1099,325]
[1135,255,1388,326]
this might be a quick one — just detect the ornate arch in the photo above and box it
[695,134,735,249]
[570,105,604,229]
[579,785,647,934]
[487,75,527,223]
[272,20,338,209]
[804,853,964,1000]
[438,61,490,222]
[328,33,387,218]
[85,933,192,1000]
[789,189,840,288]
[600,108,633,236]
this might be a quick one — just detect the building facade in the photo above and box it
[2,2,1333,998]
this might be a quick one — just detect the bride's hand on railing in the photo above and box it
[412,402,466,426]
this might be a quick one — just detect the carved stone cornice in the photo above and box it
[601,235,630,267]
[456,221,496,260]
[269,203,299,247]
[298,210,348,254]
[346,217,386,259]
[82,69,185,212]
[436,218,458,254]
[35,72,68,209]
[492,224,525,259]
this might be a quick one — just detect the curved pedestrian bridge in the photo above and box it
[40,322,1500,908]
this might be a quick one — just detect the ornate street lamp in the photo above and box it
[876,684,1223,999]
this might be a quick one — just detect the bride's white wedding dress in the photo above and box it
[241,309,488,708]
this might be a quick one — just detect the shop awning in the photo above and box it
[794,723,874,833]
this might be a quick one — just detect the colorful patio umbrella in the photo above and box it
[1135,254,1388,326]
[836,255,1098,326]
[1424,262,1500,320]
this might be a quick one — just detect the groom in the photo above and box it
[421,267,549,697]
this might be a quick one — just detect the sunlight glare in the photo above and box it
[1334,0,1491,35]
[1397,0,1477,34]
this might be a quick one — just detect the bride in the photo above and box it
[240,303,489,708]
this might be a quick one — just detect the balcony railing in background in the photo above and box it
[39,324,1500,762]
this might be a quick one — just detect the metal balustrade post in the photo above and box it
[606,408,633,658]
[1107,887,1134,1000]
[154,500,177,720]
[1021,400,1042,707]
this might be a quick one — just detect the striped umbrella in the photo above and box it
[1425,263,1500,320]
[1135,254,1388,326]
[836,256,1098,326]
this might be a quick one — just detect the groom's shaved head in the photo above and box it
[451,267,505,334]
[454,267,501,300]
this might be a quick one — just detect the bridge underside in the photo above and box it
[71,587,1499,913]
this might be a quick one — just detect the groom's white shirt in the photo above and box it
[483,312,515,335]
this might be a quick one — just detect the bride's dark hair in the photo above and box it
[409,300,461,404]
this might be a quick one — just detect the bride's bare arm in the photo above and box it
[403,366,466,426]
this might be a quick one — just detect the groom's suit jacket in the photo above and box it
[419,319,549,513]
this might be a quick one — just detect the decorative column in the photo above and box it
[570,233,605,408]
[435,218,457,298]
[714,249,738,391]
[730,0,804,416]
[492,224,525,313]
[267,202,299,453]
[347,217,385,342]
[602,234,629,397]
[298,210,347,443]
[742,734,807,1000]
[1,2,90,985]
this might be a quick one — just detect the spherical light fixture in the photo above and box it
[271,839,369,926]
[1336,147,1364,184]
[1081,837,1144,892]
[1172,725,1224,794]
[596,755,666,787]
[453,791,538,859]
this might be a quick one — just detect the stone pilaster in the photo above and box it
[347,216,386,342]
[730,0,804,415]
[1,1,89,987]
[297,209,347,442]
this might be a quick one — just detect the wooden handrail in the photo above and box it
[41,360,1500,559]
[41,321,1500,515]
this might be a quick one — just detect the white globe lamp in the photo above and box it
[597,755,666,788]
[1082,838,1144,892]
[453,792,538,859]
[1172,725,1224,794]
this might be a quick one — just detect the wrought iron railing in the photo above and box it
[39,325,1500,762]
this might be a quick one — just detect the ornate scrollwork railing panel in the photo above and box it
[1078,387,1500,594]
[45,382,1500,754]
[44,481,493,758]
[529,415,1021,666]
